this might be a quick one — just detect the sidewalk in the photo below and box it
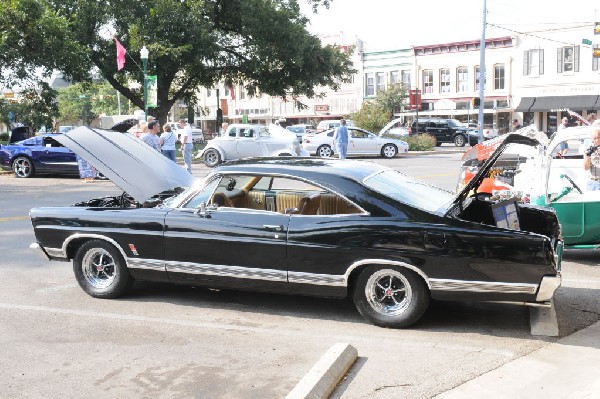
[436,321,600,398]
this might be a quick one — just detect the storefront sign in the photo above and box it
[315,104,330,112]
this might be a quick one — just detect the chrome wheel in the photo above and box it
[454,134,466,147]
[81,247,116,290]
[364,269,413,316]
[204,149,221,167]
[12,156,34,178]
[381,144,398,158]
[317,145,333,158]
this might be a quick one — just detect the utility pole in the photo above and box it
[477,0,487,144]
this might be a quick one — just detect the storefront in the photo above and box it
[516,95,600,134]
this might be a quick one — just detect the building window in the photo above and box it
[376,72,386,93]
[557,46,579,73]
[474,66,486,91]
[365,73,375,96]
[439,69,451,93]
[494,64,505,90]
[594,45,600,72]
[401,70,411,87]
[390,71,399,85]
[456,67,468,92]
[207,89,211,97]
[523,49,544,76]
[239,84,245,100]
[422,69,433,94]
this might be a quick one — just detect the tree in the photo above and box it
[0,83,59,130]
[0,0,352,124]
[56,82,122,126]
[376,83,408,118]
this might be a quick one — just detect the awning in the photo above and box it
[528,95,599,112]
[515,97,536,112]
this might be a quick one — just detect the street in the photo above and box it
[1,151,599,398]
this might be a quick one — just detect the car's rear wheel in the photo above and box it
[12,156,35,178]
[73,240,132,299]
[454,134,466,147]
[381,144,398,158]
[317,145,334,158]
[204,149,221,167]
[353,265,430,328]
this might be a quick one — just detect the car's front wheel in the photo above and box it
[381,144,398,158]
[12,156,35,178]
[317,145,334,158]
[73,240,132,299]
[204,148,222,167]
[454,134,466,147]
[353,265,430,328]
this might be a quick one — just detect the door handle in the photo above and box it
[263,224,284,231]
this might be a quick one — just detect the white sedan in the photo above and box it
[302,127,409,158]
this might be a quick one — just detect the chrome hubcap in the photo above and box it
[82,248,116,289]
[383,145,396,157]
[365,269,412,316]
[318,146,332,157]
[13,159,31,177]
[205,151,218,166]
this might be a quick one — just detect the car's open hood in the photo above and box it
[450,133,542,211]
[55,126,194,202]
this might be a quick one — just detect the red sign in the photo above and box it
[315,104,330,112]
[409,89,422,110]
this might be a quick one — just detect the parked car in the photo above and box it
[58,125,76,133]
[166,122,205,144]
[0,134,79,178]
[286,124,316,142]
[29,126,562,328]
[302,127,409,158]
[316,119,355,132]
[197,123,307,167]
[457,125,600,249]
[411,118,478,147]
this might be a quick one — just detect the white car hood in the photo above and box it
[55,126,194,202]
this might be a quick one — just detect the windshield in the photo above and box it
[364,170,454,213]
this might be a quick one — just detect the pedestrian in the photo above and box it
[220,122,229,136]
[587,113,597,125]
[556,117,569,156]
[178,119,193,173]
[511,119,521,132]
[333,118,350,159]
[142,120,161,151]
[583,128,600,191]
[159,123,177,162]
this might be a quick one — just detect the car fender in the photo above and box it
[197,144,226,161]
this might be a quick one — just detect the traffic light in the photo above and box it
[595,22,600,35]
[594,48,600,57]
[471,97,481,108]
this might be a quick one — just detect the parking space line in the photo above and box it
[0,216,29,222]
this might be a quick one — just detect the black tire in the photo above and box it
[317,145,334,158]
[73,240,133,299]
[353,265,430,328]
[381,144,398,158]
[454,134,466,147]
[204,148,221,167]
[12,156,35,178]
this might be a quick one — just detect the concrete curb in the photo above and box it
[286,343,358,399]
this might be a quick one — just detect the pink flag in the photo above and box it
[228,84,236,100]
[114,37,126,71]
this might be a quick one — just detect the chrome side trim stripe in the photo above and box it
[165,261,288,282]
[429,279,538,294]
[128,258,165,272]
[36,225,164,237]
[288,272,345,286]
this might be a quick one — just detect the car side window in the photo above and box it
[437,122,449,129]
[228,128,237,137]
[327,131,334,137]
[183,177,221,208]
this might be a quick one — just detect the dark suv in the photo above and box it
[411,118,477,147]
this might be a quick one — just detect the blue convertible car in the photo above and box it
[0,134,79,178]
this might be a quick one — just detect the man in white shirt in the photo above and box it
[178,119,193,173]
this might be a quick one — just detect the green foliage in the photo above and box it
[0,132,9,142]
[1,0,351,124]
[57,82,123,126]
[0,83,58,129]
[403,134,436,151]
[376,83,408,117]
[351,102,389,133]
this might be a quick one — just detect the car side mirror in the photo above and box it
[195,201,208,216]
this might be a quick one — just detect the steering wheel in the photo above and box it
[561,174,583,194]
[212,192,234,207]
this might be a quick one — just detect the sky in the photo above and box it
[299,0,599,51]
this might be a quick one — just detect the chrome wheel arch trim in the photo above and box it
[62,233,130,266]
[344,259,432,289]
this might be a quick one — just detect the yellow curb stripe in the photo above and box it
[0,216,29,222]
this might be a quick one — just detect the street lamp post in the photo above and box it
[140,46,149,121]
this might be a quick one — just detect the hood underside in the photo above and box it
[55,126,194,202]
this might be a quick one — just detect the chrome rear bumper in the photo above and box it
[536,274,562,301]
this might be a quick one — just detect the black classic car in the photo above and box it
[29,127,563,328]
